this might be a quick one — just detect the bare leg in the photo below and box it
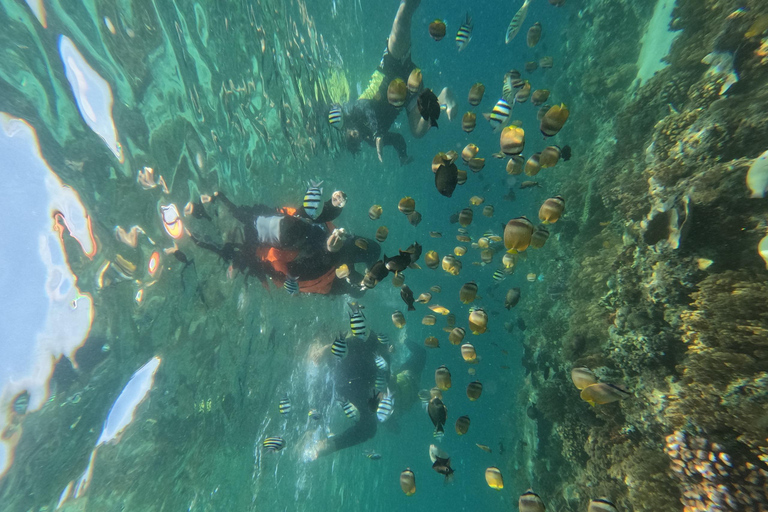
[388,0,421,61]
[408,108,430,138]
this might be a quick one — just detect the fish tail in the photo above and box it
[408,304,416,311]
[310,179,324,188]
[482,113,491,122]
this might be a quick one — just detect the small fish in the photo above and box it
[263,436,285,452]
[455,13,473,51]
[462,112,477,133]
[308,409,322,420]
[375,355,389,371]
[466,380,483,401]
[527,21,542,47]
[284,276,299,295]
[400,284,416,311]
[377,392,395,422]
[355,238,369,250]
[398,196,416,215]
[341,400,359,420]
[561,145,572,161]
[519,490,545,511]
[392,310,406,328]
[506,0,533,44]
[455,415,470,435]
[374,374,388,393]
[368,204,383,220]
[468,82,485,106]
[493,269,507,282]
[588,498,618,512]
[328,104,343,129]
[417,88,441,128]
[377,333,390,344]
[400,468,416,496]
[429,304,450,315]
[279,397,292,414]
[520,181,540,189]
[483,98,513,130]
[580,383,631,406]
[430,285,442,293]
[485,466,504,490]
[364,451,382,460]
[416,292,432,304]
[539,56,553,68]
[418,389,431,405]
[428,397,447,436]
[505,288,521,309]
[331,334,348,359]
[335,264,350,280]
[302,180,323,219]
[432,456,455,481]
[470,196,485,205]
[349,303,367,337]
[476,443,492,453]
[502,69,523,101]
[429,19,447,41]
[407,68,423,93]
[429,231,442,238]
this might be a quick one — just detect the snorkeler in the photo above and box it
[339,0,456,165]
[186,191,379,295]
[313,334,426,458]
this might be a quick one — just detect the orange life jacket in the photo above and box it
[257,207,337,294]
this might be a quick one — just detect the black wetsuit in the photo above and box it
[346,46,418,161]
[189,193,380,294]
[325,337,425,453]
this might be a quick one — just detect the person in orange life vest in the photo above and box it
[187,191,379,295]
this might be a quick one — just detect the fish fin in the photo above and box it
[431,119,439,128]
[482,113,491,122]
[408,305,416,311]
[310,179,324,188]
[408,263,421,269]
[506,249,518,254]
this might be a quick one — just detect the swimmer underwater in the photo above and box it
[335,0,456,164]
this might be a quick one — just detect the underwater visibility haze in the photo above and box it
[1,0,768,510]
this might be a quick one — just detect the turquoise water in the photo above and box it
[2,0,768,511]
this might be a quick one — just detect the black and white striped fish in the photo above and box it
[331,334,347,359]
[377,333,390,344]
[455,13,473,51]
[505,0,532,44]
[284,276,299,295]
[374,374,388,393]
[374,355,388,371]
[302,180,323,219]
[263,436,285,452]
[493,268,508,282]
[376,391,395,422]
[279,397,292,414]
[483,98,512,130]
[341,400,359,420]
[349,306,367,338]
[328,104,343,129]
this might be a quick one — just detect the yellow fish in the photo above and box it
[429,305,451,315]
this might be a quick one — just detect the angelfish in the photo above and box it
[506,0,533,44]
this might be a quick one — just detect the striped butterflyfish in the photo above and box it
[341,400,359,420]
[374,355,389,371]
[302,180,323,219]
[374,373,388,393]
[377,333,390,344]
[483,98,512,130]
[493,268,507,282]
[376,391,395,422]
[328,104,343,129]
[455,13,472,51]
[349,308,367,338]
[284,276,299,295]
[263,436,285,452]
[331,334,347,359]
[279,397,291,414]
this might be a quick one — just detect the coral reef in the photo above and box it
[517,0,768,510]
